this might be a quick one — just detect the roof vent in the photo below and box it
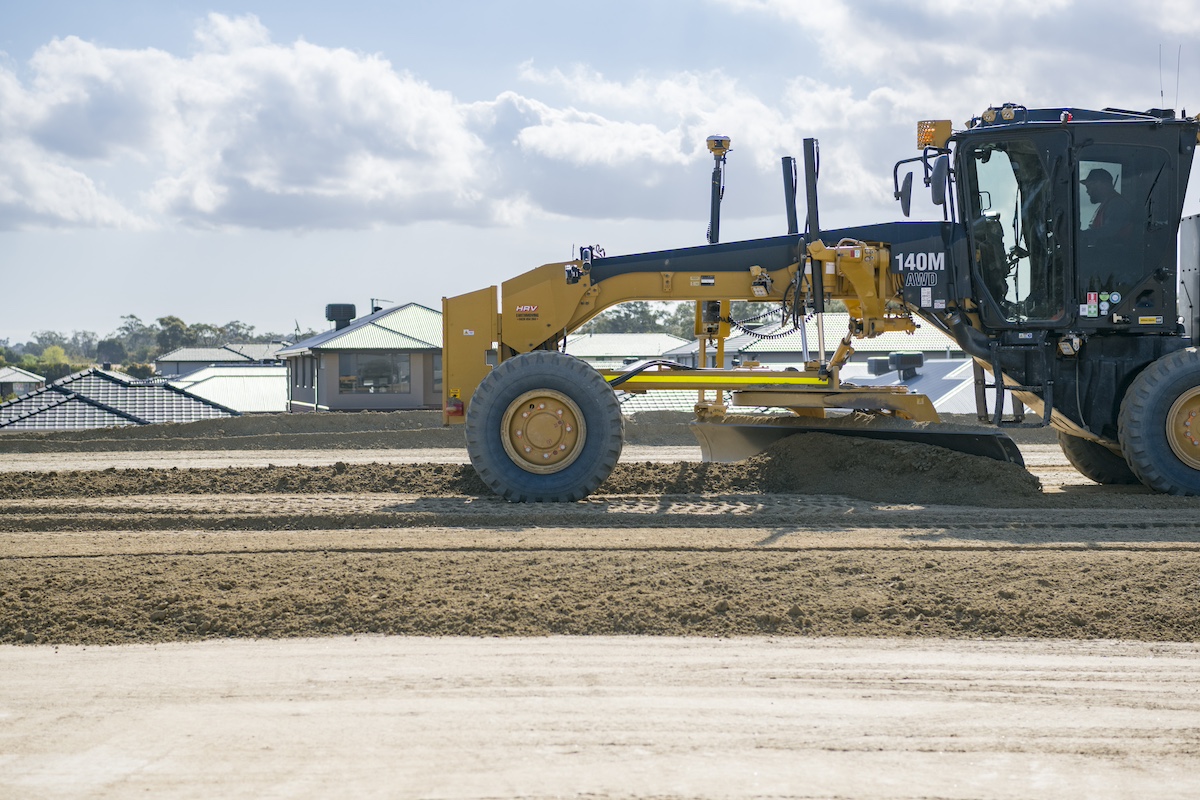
[325,303,356,330]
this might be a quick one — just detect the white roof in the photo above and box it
[169,365,289,414]
[566,332,690,359]
[0,366,45,383]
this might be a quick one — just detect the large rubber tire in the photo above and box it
[465,351,624,502]
[1056,431,1139,485]
[1118,348,1200,495]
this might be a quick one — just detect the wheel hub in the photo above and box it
[1167,387,1200,470]
[500,390,586,474]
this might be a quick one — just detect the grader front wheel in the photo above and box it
[1118,348,1200,495]
[465,351,624,502]
[1056,431,1138,485]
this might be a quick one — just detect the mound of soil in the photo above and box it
[752,433,1042,505]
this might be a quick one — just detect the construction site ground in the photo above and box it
[2,411,1199,798]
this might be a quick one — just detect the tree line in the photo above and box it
[0,315,317,385]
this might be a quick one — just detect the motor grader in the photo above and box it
[442,104,1200,501]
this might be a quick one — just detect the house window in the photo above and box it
[338,353,410,394]
[432,353,442,393]
[294,356,315,388]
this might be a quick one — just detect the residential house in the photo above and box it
[0,368,239,430]
[276,303,442,412]
[155,342,290,377]
[0,366,44,399]
[564,332,690,369]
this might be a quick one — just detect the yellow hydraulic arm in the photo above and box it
[443,238,925,424]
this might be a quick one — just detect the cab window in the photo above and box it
[962,137,1068,325]
[1076,144,1172,302]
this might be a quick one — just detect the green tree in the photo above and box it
[578,302,670,334]
[67,330,98,361]
[220,320,256,341]
[122,363,155,379]
[187,323,223,347]
[31,330,67,350]
[155,316,194,353]
[40,345,67,365]
[114,315,158,362]
[96,338,128,364]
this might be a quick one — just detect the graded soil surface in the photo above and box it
[2,411,1198,647]
[6,637,1200,799]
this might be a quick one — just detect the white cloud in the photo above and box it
[0,139,148,228]
[0,6,1194,234]
[1,14,493,231]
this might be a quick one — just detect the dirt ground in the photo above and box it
[3,411,1199,647]
[6,637,1200,799]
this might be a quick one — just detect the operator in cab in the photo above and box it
[1081,168,1133,241]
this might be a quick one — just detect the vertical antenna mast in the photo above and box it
[1177,44,1183,111]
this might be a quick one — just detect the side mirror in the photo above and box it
[897,172,913,217]
[930,155,949,206]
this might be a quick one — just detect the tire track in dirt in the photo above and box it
[4,425,1199,647]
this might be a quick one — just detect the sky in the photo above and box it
[2,0,1200,344]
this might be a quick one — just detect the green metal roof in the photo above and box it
[277,303,442,356]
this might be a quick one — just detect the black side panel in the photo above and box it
[588,221,960,283]
[1021,334,1190,438]
[589,235,801,281]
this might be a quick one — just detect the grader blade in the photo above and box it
[690,416,1024,467]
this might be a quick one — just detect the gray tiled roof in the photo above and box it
[223,343,289,361]
[156,343,289,364]
[0,368,239,430]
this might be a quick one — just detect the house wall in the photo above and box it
[286,351,438,412]
[1,380,42,397]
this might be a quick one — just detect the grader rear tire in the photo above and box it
[465,351,624,502]
[1118,348,1200,495]
[1056,431,1138,485]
